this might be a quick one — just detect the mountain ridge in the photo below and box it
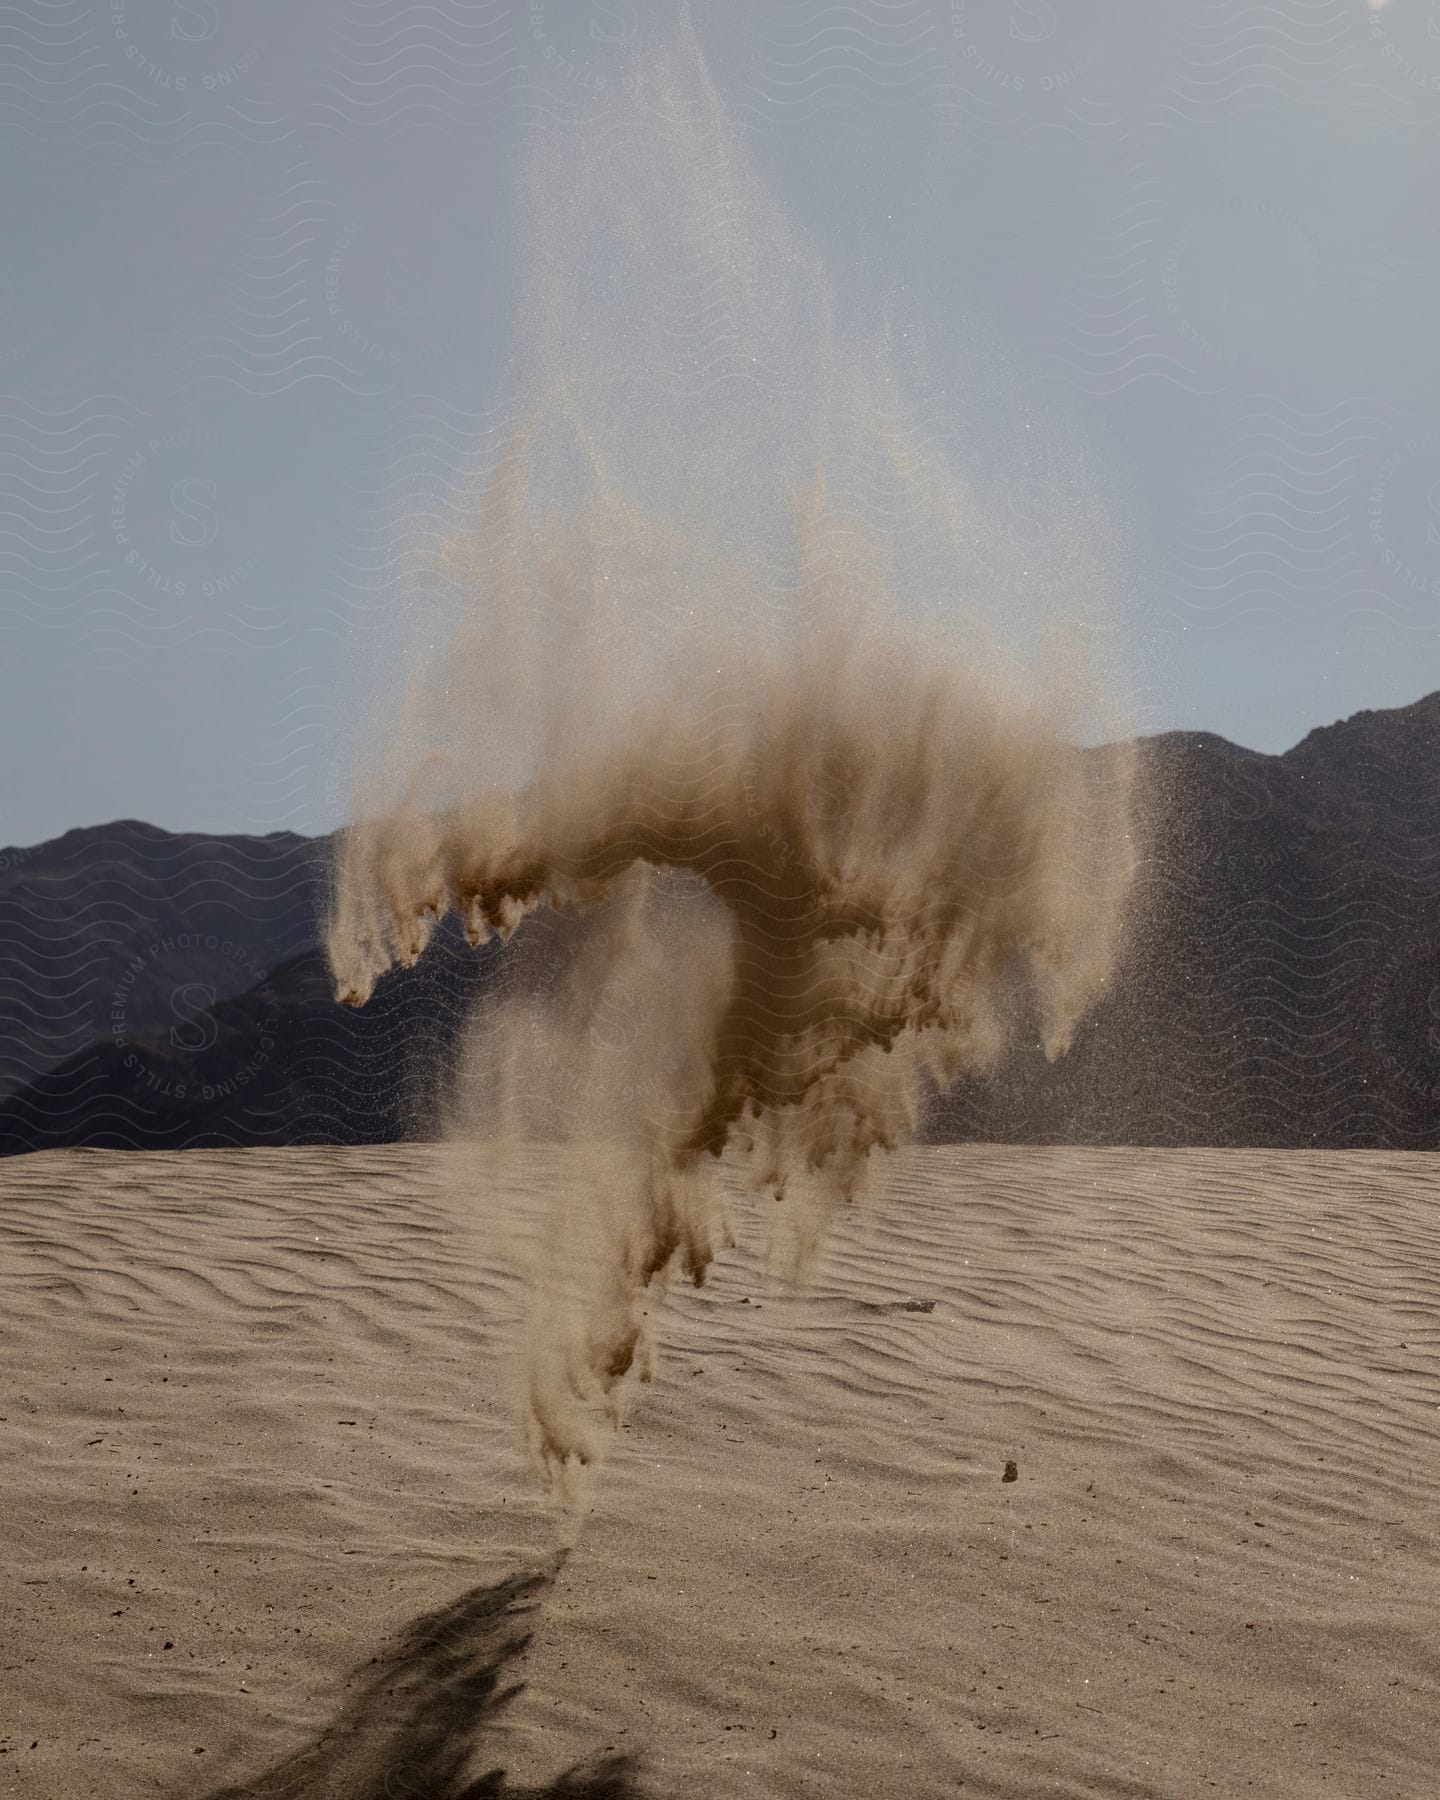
[3,691,1437,1153]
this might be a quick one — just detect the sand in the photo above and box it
[320,18,1141,1503]
[2,1143,1437,1797]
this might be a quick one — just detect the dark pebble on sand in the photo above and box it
[1003,1460,1018,1483]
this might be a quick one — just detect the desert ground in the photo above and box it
[2,1143,1437,1798]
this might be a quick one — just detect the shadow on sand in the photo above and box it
[190,1555,642,1799]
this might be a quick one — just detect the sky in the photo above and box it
[4,0,1440,848]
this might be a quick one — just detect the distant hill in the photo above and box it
[1,693,1437,1155]
[929,693,1440,1148]
[0,932,501,1155]
[0,820,324,1101]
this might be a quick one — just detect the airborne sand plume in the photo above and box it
[326,22,1139,1488]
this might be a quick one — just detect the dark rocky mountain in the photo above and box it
[930,693,1440,1148]
[0,930,501,1155]
[0,819,324,1101]
[1,693,1437,1155]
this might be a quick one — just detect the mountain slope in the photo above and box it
[2,693,1437,1153]
[0,819,326,1100]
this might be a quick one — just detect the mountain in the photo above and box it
[0,820,325,1100]
[0,931,501,1155]
[928,693,1440,1148]
[1,693,1437,1154]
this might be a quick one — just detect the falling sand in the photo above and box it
[325,22,1140,1491]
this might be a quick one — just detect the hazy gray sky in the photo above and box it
[4,0,1439,847]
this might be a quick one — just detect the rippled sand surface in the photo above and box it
[2,1144,1437,1797]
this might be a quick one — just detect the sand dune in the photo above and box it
[2,1143,1437,1797]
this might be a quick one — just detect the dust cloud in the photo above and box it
[326,19,1139,1494]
